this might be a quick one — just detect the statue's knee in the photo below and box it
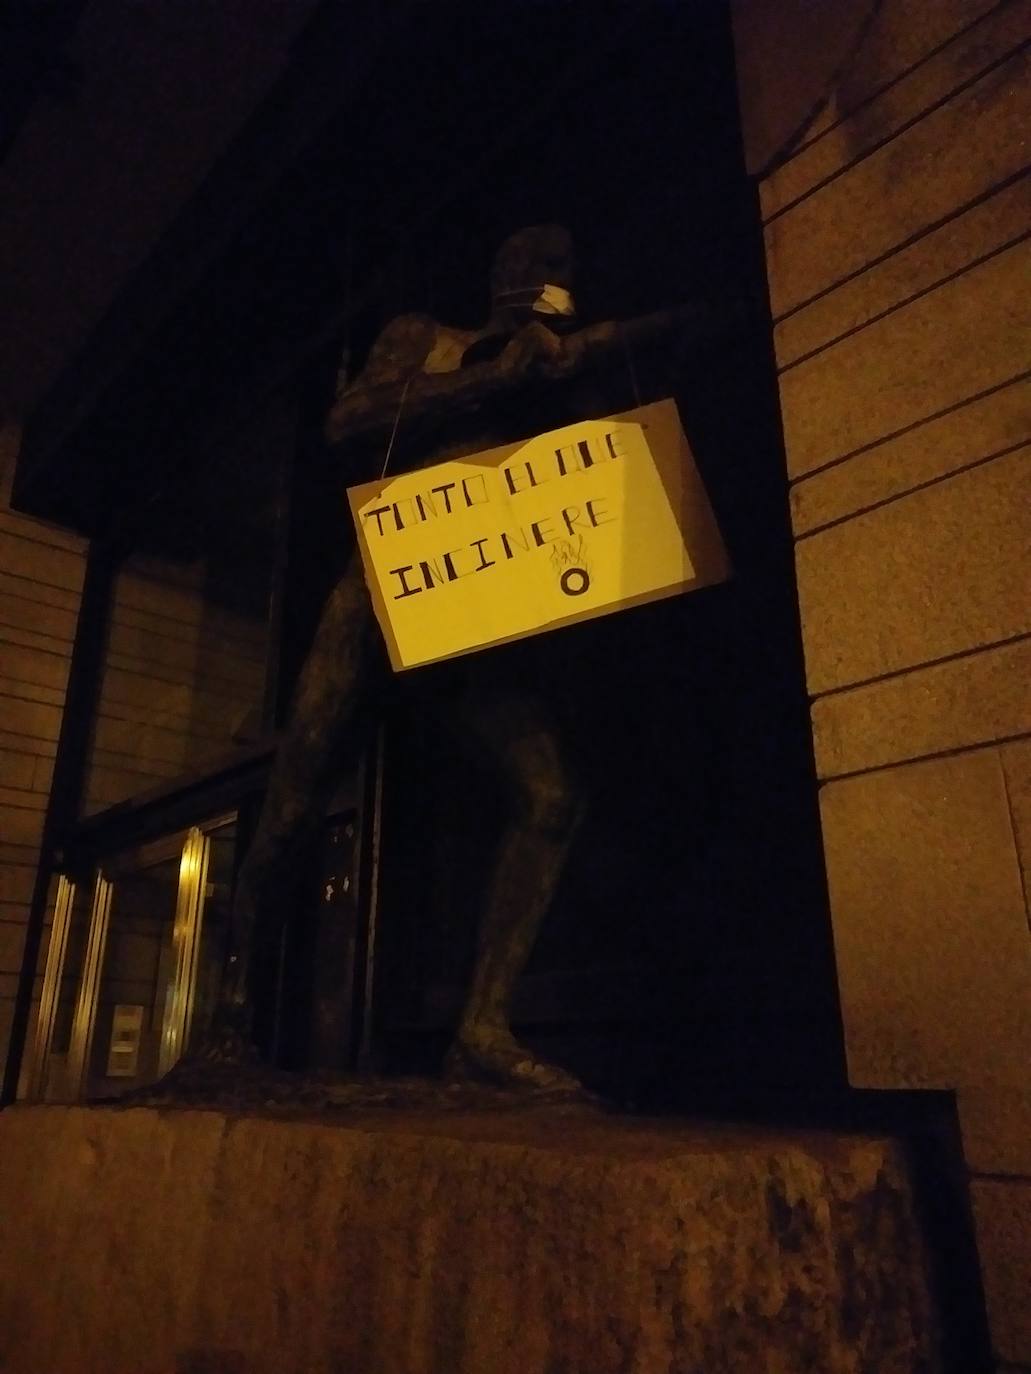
[326,563,371,629]
[520,767,581,837]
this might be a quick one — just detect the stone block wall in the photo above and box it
[0,1106,939,1374]
[80,550,267,817]
[0,423,88,1080]
[732,1,1030,1366]
[0,419,269,1082]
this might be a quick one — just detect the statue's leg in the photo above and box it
[211,551,374,1056]
[445,689,584,1092]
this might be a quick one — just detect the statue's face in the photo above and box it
[490,225,576,326]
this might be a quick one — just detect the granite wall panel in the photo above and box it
[774,173,1031,369]
[959,1088,1031,1176]
[811,636,1031,779]
[1001,737,1031,909]
[819,748,1031,1089]
[970,1179,1031,1365]
[800,0,1006,147]
[762,14,1029,296]
[795,447,1030,694]
[79,552,267,818]
[780,241,1029,477]
[789,382,1029,536]
[0,425,86,1074]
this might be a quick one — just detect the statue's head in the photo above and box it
[489,225,576,329]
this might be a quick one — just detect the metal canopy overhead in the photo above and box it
[0,0,333,419]
[3,2,741,542]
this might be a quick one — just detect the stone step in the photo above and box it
[0,1105,939,1373]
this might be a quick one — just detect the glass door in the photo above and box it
[76,836,182,1098]
[26,875,93,1101]
[32,815,237,1100]
[177,815,236,1062]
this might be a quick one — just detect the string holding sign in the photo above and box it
[348,397,730,672]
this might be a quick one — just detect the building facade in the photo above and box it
[733,1,1031,1367]
[0,1,1027,1366]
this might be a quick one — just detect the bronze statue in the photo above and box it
[210,225,723,1094]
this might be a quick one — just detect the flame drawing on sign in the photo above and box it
[550,536,590,596]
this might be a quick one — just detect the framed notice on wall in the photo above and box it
[106,1003,144,1077]
[348,397,730,671]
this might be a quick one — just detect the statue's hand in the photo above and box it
[498,320,569,380]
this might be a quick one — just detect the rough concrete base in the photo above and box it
[0,1105,937,1374]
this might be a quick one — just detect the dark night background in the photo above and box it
[14,1,844,1107]
[276,2,845,1103]
[0,9,1004,1367]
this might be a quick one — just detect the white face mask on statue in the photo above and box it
[493,283,577,320]
[532,283,576,317]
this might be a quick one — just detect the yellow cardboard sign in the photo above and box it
[348,397,729,671]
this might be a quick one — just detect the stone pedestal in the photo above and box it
[0,1105,937,1373]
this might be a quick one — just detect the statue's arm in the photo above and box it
[324,302,736,447]
[324,343,538,446]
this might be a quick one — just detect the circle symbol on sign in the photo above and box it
[560,568,590,597]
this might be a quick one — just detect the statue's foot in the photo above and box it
[196,1025,259,1066]
[445,1027,584,1096]
[196,1002,260,1066]
[134,1010,259,1100]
